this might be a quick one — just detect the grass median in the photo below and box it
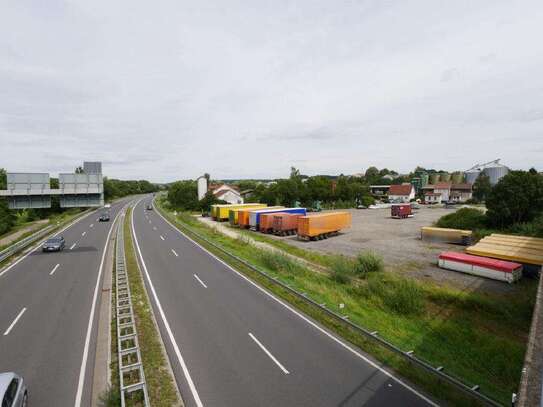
[122,207,180,407]
[157,198,535,406]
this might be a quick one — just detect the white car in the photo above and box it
[104,203,111,208]
[0,372,28,407]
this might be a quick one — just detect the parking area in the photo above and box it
[271,207,515,292]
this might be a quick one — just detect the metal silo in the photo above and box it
[440,172,451,182]
[429,173,440,185]
[465,168,481,184]
[482,160,509,185]
[451,172,464,184]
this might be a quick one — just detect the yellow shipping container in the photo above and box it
[217,204,266,221]
[228,204,267,225]
[211,203,265,220]
[420,227,472,245]
[297,212,351,239]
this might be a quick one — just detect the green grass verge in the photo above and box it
[124,208,180,407]
[158,198,535,406]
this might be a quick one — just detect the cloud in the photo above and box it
[0,0,542,181]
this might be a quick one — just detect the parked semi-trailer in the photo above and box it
[212,203,266,221]
[272,213,304,236]
[438,251,522,283]
[259,212,286,233]
[238,206,284,229]
[391,204,412,219]
[297,212,351,240]
[249,208,306,230]
[228,204,267,225]
[421,226,473,245]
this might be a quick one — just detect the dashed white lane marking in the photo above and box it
[193,274,208,288]
[248,332,290,374]
[171,249,179,257]
[50,264,60,275]
[148,220,152,224]
[90,224,94,228]
[131,199,203,407]
[4,307,27,336]
[82,231,86,236]
[160,235,165,241]
[70,243,76,250]
[153,226,157,230]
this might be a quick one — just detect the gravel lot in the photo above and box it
[270,207,516,293]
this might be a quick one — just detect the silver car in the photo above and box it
[0,372,27,407]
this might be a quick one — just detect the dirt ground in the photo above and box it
[266,207,517,293]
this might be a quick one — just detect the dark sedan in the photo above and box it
[99,212,110,222]
[42,237,65,252]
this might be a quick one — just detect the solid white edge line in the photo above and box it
[74,202,129,407]
[248,332,289,374]
[171,249,179,257]
[3,307,27,336]
[50,263,60,276]
[0,209,97,278]
[131,198,203,407]
[70,243,77,250]
[160,235,165,241]
[193,274,208,288]
[152,199,438,407]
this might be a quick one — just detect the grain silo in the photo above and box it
[482,160,509,185]
[465,159,509,186]
[429,173,440,185]
[197,176,208,200]
[451,172,464,184]
[440,172,451,182]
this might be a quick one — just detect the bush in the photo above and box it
[360,195,375,207]
[354,251,384,275]
[507,214,543,238]
[258,251,298,273]
[359,276,425,315]
[436,207,487,230]
[328,255,355,284]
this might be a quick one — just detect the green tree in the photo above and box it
[167,181,199,210]
[0,168,15,235]
[486,171,543,227]
[472,173,492,202]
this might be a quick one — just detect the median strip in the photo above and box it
[112,205,182,406]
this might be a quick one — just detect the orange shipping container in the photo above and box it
[272,213,302,235]
[297,212,352,240]
[238,206,283,228]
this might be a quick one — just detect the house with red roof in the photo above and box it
[388,183,415,203]
[209,184,243,204]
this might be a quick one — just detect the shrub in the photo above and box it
[360,276,424,315]
[435,207,487,230]
[258,251,298,273]
[354,251,384,275]
[507,214,543,238]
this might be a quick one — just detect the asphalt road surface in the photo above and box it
[0,198,132,407]
[132,196,436,407]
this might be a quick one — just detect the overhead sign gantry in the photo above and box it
[0,161,104,209]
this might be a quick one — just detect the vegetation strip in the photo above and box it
[123,206,181,406]
[156,198,513,406]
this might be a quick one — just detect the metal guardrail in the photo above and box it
[156,201,503,407]
[0,225,55,264]
[115,209,150,407]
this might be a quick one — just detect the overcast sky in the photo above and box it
[1,0,542,182]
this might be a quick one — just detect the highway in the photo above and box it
[132,196,436,407]
[0,198,132,407]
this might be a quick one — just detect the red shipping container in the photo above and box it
[272,213,302,235]
[391,204,412,219]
